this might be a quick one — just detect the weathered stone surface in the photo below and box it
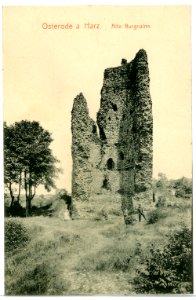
[71,49,153,219]
[71,93,101,203]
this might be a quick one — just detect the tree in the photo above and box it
[156,173,168,189]
[169,177,192,198]
[4,123,23,207]
[4,120,60,216]
[174,177,192,196]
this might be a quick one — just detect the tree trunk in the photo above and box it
[10,196,15,208]
[9,182,15,207]
[17,171,22,203]
[26,197,31,217]
[24,170,31,217]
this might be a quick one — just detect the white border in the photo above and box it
[0,0,195,298]
[0,0,195,5]
[0,3,4,297]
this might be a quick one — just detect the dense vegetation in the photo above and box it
[134,226,192,293]
[5,188,192,295]
[4,120,60,216]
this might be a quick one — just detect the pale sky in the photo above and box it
[3,6,192,193]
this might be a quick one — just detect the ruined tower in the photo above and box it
[71,49,153,219]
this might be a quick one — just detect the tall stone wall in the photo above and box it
[71,93,101,202]
[97,60,134,197]
[130,50,153,193]
[71,49,153,218]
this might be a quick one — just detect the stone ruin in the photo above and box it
[71,49,153,221]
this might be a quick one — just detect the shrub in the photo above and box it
[9,202,26,217]
[134,226,193,294]
[156,173,168,189]
[124,215,136,225]
[5,219,30,253]
[5,225,75,295]
[147,210,159,224]
[6,261,69,295]
[155,195,166,207]
[172,177,192,195]
[175,189,186,198]
[147,208,167,224]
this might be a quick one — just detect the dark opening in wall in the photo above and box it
[119,152,124,160]
[108,117,111,121]
[102,177,111,190]
[107,158,115,170]
[92,125,97,134]
[132,124,137,134]
[130,107,134,115]
[111,103,117,111]
[121,58,127,65]
[99,127,106,140]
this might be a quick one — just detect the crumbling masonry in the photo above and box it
[71,49,153,219]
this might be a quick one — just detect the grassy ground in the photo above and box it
[5,194,192,295]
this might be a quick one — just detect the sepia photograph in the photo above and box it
[2,5,192,295]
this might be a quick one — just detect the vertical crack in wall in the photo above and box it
[71,49,153,219]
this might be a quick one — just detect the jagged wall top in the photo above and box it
[71,49,153,211]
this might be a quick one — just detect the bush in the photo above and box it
[134,226,193,294]
[124,215,136,225]
[172,177,192,195]
[147,208,167,224]
[5,224,75,295]
[156,173,168,189]
[175,189,186,198]
[155,195,166,207]
[6,261,69,295]
[5,219,30,253]
[9,202,26,217]
[147,210,159,224]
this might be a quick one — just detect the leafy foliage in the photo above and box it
[155,195,166,207]
[134,226,193,294]
[9,202,26,217]
[4,192,192,295]
[147,208,167,224]
[156,173,168,189]
[6,261,69,295]
[169,177,192,198]
[147,210,159,224]
[170,177,192,192]
[4,123,23,184]
[5,219,76,295]
[5,220,30,253]
[4,120,60,215]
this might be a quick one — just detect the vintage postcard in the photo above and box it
[2,5,193,295]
